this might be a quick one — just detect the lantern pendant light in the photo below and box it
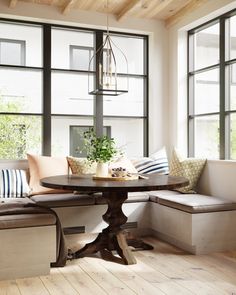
[88,0,128,96]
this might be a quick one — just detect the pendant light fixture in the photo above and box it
[88,0,129,96]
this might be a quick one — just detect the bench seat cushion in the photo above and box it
[152,193,236,213]
[0,213,56,229]
[0,197,35,205]
[149,190,181,202]
[30,193,96,207]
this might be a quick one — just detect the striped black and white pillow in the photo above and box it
[132,147,169,175]
[0,169,30,198]
[132,157,169,174]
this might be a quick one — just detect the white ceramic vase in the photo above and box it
[96,162,109,177]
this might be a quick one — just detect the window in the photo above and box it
[0,39,25,66]
[69,126,111,157]
[0,20,148,159]
[0,21,42,159]
[188,9,236,159]
[51,28,147,158]
[70,45,94,71]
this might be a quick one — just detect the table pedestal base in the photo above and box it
[74,229,136,264]
[127,238,154,251]
[73,191,153,265]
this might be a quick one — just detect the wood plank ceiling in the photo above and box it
[8,0,209,27]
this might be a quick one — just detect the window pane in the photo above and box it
[52,28,94,70]
[0,69,42,113]
[104,77,144,116]
[51,116,93,157]
[104,118,144,157]
[0,22,42,67]
[0,115,42,159]
[228,63,236,110]
[70,46,94,71]
[70,126,110,157]
[0,40,24,66]
[108,34,144,75]
[52,72,94,115]
[194,115,219,158]
[194,23,219,70]
[230,113,236,159]
[230,15,236,60]
[194,68,219,114]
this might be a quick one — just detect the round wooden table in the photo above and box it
[41,173,188,265]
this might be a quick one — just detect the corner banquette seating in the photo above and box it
[0,158,236,280]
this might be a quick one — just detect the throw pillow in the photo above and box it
[67,156,97,175]
[27,154,70,195]
[67,156,97,195]
[169,149,206,193]
[131,147,169,174]
[0,169,30,198]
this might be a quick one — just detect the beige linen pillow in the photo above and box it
[169,149,206,193]
[67,156,97,195]
[67,156,97,175]
[27,154,70,195]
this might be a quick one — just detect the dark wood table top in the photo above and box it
[41,173,188,193]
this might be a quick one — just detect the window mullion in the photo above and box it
[143,36,148,156]
[188,32,195,156]
[94,31,104,137]
[219,18,226,159]
[43,24,52,156]
[225,18,231,159]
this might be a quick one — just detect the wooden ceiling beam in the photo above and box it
[148,0,176,19]
[165,0,208,28]
[117,0,140,21]
[9,0,18,8]
[62,0,77,15]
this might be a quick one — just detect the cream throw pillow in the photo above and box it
[67,156,97,175]
[27,154,70,195]
[169,149,206,193]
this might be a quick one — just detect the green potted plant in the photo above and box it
[82,128,120,177]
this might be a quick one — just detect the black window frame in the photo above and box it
[188,8,236,159]
[0,18,149,159]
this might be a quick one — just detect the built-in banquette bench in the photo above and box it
[0,160,58,280]
[1,159,236,280]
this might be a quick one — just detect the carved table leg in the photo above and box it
[74,191,137,265]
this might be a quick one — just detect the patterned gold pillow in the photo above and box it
[169,149,206,193]
[67,156,96,175]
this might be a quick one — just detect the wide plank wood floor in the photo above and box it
[1,237,236,294]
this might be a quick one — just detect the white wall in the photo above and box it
[168,0,236,157]
[0,1,169,155]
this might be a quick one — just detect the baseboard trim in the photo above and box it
[0,264,50,281]
[150,229,197,254]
